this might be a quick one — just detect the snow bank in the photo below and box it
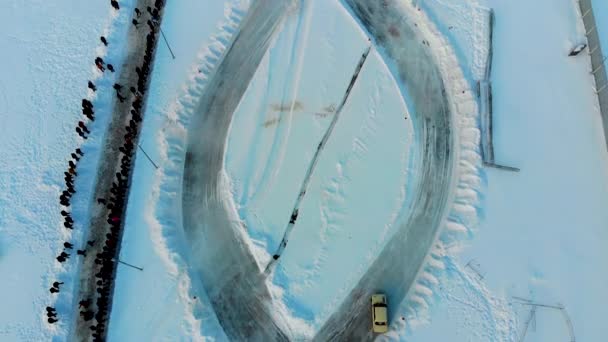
[419,0,493,83]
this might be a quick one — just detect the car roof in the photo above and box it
[374,306,387,322]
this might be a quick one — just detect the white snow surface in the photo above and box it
[0,0,136,340]
[406,0,608,341]
[2,0,608,341]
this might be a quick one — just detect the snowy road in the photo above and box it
[314,1,454,340]
[181,0,296,340]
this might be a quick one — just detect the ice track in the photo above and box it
[181,0,462,340]
[181,0,296,340]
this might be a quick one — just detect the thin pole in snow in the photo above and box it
[159,27,176,60]
[116,259,144,271]
[138,144,159,169]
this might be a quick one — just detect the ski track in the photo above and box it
[236,54,272,208]
[247,1,312,214]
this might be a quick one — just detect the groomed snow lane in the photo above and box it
[181,0,296,340]
[314,1,454,340]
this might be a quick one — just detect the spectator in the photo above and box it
[78,122,90,134]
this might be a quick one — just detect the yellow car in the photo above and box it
[371,294,388,333]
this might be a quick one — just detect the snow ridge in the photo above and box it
[145,1,250,339]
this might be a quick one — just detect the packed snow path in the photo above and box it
[181,0,296,340]
[314,1,454,340]
[264,45,372,275]
[71,1,165,340]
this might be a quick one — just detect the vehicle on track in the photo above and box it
[371,293,388,333]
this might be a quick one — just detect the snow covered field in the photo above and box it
[0,0,127,340]
[1,0,607,341]
[407,0,608,341]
